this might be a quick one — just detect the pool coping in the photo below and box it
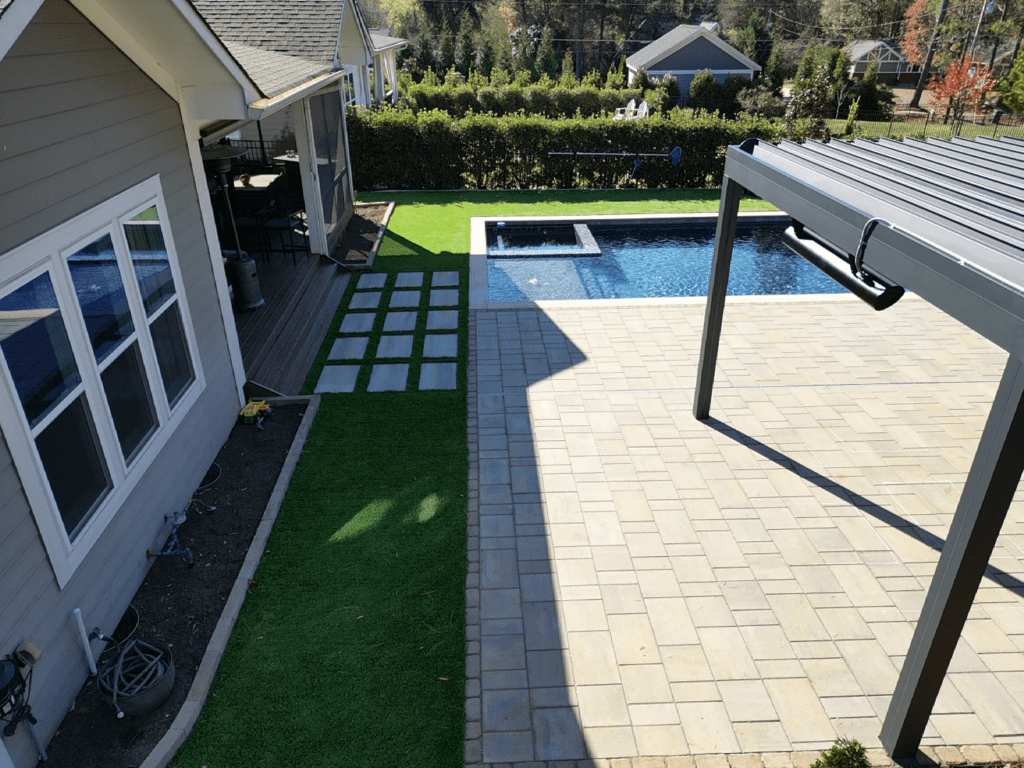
[469,211,847,310]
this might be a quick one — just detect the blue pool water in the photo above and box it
[487,220,846,302]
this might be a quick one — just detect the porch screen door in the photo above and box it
[308,89,349,254]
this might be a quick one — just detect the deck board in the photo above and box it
[234,251,347,395]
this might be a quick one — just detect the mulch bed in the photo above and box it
[39,403,307,768]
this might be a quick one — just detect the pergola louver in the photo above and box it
[694,136,1024,760]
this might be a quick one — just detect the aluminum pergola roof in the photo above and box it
[694,135,1024,760]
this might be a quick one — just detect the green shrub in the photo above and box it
[348,107,786,191]
[810,738,870,768]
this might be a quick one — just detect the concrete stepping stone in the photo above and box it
[423,333,458,358]
[429,289,459,307]
[426,310,458,330]
[432,271,459,287]
[395,272,424,288]
[349,291,381,310]
[376,335,413,358]
[356,273,386,290]
[368,363,408,392]
[419,362,457,390]
[383,311,418,332]
[328,336,368,360]
[390,290,421,308]
[315,365,359,393]
[340,313,375,333]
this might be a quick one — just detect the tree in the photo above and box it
[792,44,854,117]
[855,62,896,117]
[689,69,723,113]
[534,26,558,79]
[820,0,911,42]
[930,56,998,121]
[1000,44,1024,111]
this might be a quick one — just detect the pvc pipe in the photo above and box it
[72,608,97,675]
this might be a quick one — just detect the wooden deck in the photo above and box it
[234,250,350,395]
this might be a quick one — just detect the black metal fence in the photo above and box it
[825,110,1024,140]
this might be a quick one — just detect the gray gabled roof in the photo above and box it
[224,41,333,97]
[191,0,344,67]
[846,39,907,63]
[626,23,759,72]
[369,30,406,54]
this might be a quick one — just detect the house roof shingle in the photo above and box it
[191,0,344,67]
[626,23,758,73]
[224,41,333,97]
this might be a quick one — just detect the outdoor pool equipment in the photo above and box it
[548,146,683,181]
[0,655,47,761]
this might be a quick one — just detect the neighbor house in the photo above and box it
[846,39,920,84]
[626,22,761,96]
[0,0,378,765]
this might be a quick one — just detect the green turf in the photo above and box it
[359,188,777,258]
[174,189,737,768]
[172,392,468,768]
[825,118,1024,141]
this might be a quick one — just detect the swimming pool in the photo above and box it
[478,214,846,303]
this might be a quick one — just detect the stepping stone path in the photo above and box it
[315,270,462,393]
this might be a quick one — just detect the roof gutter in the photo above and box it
[247,69,346,119]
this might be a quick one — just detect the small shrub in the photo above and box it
[810,738,870,768]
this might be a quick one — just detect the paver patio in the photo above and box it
[465,294,1024,766]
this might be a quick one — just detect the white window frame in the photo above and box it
[0,175,205,588]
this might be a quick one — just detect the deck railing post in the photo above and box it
[693,175,743,420]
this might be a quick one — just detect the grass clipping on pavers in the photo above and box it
[174,392,468,768]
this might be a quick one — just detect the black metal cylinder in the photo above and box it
[225,253,265,311]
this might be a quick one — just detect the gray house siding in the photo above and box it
[0,2,239,765]
[657,36,750,72]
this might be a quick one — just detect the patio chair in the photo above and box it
[613,99,637,121]
[633,100,650,120]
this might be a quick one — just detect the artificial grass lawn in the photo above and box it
[172,392,468,768]
[358,188,776,257]
[175,190,737,768]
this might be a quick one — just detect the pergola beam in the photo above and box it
[694,137,1024,760]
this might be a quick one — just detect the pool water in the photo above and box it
[487,221,845,302]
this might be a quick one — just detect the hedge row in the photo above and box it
[347,109,792,191]
[399,83,646,119]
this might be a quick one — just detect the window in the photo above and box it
[0,176,203,587]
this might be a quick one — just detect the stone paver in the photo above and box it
[428,309,460,330]
[420,362,457,390]
[424,333,459,357]
[348,290,381,309]
[390,290,421,308]
[327,336,368,360]
[465,295,1021,767]
[376,334,413,358]
[433,270,460,287]
[395,271,424,287]
[367,363,408,392]
[356,273,386,289]
[314,364,359,393]
[431,288,459,306]
[339,312,375,333]
[383,311,418,331]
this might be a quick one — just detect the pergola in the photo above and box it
[694,135,1024,759]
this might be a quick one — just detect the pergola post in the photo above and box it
[881,354,1024,758]
[694,176,744,420]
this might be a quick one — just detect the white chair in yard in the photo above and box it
[633,100,650,120]
[613,99,637,121]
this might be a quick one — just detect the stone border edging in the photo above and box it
[355,200,396,271]
[139,394,322,768]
